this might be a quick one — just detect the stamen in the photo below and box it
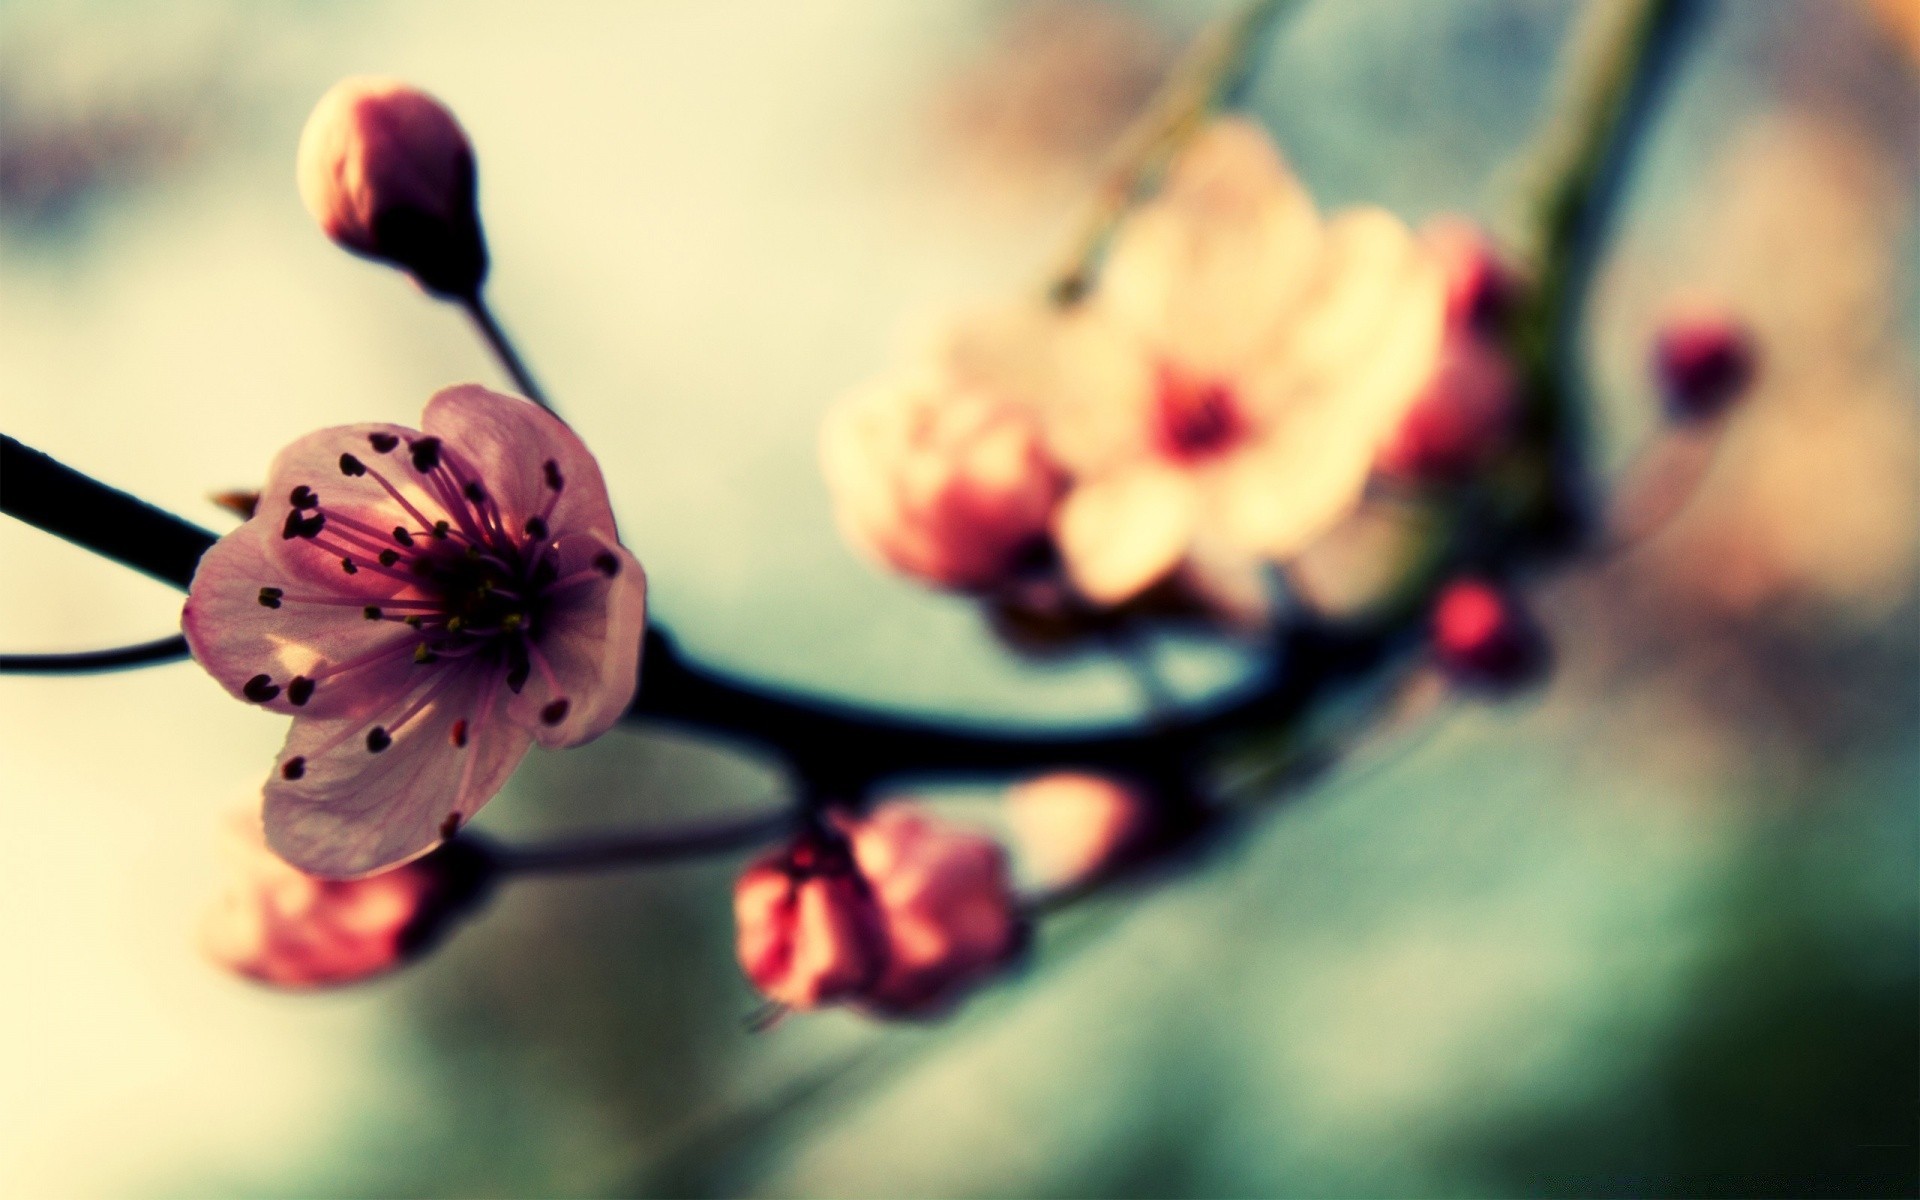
[342,558,358,575]
[540,698,570,725]
[339,453,367,477]
[593,552,620,577]
[281,756,306,780]
[379,549,401,567]
[366,727,392,753]
[544,460,564,491]
[409,437,442,472]
[282,510,326,540]
[289,486,319,510]
[392,526,415,547]
[463,481,487,505]
[243,674,280,703]
[257,586,284,608]
[369,432,399,453]
[450,719,469,748]
[523,516,549,541]
[365,605,382,620]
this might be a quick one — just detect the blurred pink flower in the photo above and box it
[297,77,486,297]
[1006,772,1152,887]
[1425,218,1522,337]
[183,385,646,879]
[202,809,483,989]
[820,373,1065,591]
[1431,577,1547,691]
[844,805,1024,1017]
[734,832,889,1011]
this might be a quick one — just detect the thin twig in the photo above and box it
[1,634,190,675]
[489,806,796,875]
[461,292,553,413]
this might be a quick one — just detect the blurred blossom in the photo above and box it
[734,830,888,1011]
[820,371,1065,591]
[296,77,487,298]
[1006,772,1152,888]
[942,119,1446,606]
[1425,218,1523,337]
[932,1,1171,209]
[202,809,488,989]
[1430,577,1548,691]
[183,385,646,878]
[845,804,1024,1017]
[1654,308,1758,422]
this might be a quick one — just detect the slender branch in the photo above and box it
[1,435,217,589]
[1,635,190,675]
[488,807,797,875]
[461,292,553,412]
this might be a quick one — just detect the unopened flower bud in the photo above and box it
[1430,577,1548,692]
[202,809,493,989]
[734,831,888,1011]
[821,373,1065,591]
[1006,773,1152,887]
[296,78,488,298]
[1425,219,1521,335]
[1377,335,1520,483]
[1655,312,1757,422]
[844,805,1024,1017]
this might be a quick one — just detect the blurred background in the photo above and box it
[1,1,1915,1196]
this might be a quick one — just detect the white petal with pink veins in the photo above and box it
[1053,466,1198,604]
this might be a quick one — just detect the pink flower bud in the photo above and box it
[202,810,490,989]
[821,374,1065,591]
[1006,773,1152,887]
[734,832,889,1011]
[1425,219,1521,335]
[1655,312,1757,422]
[296,78,487,298]
[844,805,1024,1016]
[1376,335,1520,483]
[1430,577,1548,691]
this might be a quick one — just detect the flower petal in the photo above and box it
[183,517,423,721]
[421,384,620,541]
[1053,468,1198,604]
[254,420,444,593]
[504,531,647,747]
[263,661,530,878]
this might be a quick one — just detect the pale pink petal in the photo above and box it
[1207,425,1376,561]
[254,421,442,594]
[263,660,531,877]
[183,518,423,721]
[421,384,619,541]
[502,531,647,747]
[1053,467,1198,604]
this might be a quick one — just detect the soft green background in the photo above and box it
[2,2,1914,1196]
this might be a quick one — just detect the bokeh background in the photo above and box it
[2,1,1915,1196]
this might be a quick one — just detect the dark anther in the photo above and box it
[543,459,564,490]
[243,673,280,703]
[451,719,469,748]
[289,485,319,510]
[257,586,284,608]
[341,558,359,575]
[523,516,549,541]
[339,453,367,477]
[440,813,462,838]
[505,655,530,695]
[592,552,619,577]
[463,481,487,504]
[287,676,315,706]
[414,644,439,664]
[410,437,442,471]
[432,520,450,539]
[540,698,570,725]
[281,756,307,781]
[364,605,383,621]
[368,432,399,453]
[379,549,401,567]
[392,526,415,546]
[366,726,392,753]
[532,558,559,589]
[281,509,326,540]
[405,616,424,629]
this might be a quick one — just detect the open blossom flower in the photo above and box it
[1006,772,1152,887]
[202,809,491,988]
[845,804,1024,1016]
[734,831,889,1010]
[946,119,1447,605]
[820,372,1064,591]
[183,385,646,878]
[297,77,487,298]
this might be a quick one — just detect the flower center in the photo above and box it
[1151,365,1247,464]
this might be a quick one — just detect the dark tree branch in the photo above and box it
[1,635,191,674]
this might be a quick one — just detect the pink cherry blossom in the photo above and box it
[843,804,1024,1016]
[734,831,889,1010]
[1006,772,1152,887]
[201,808,480,989]
[820,372,1065,591]
[183,384,646,878]
[296,77,486,297]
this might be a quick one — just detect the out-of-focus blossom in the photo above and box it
[820,372,1065,591]
[734,831,889,1011]
[1655,309,1758,422]
[296,78,487,298]
[1430,577,1548,691]
[845,805,1024,1016]
[1006,773,1152,887]
[182,385,646,878]
[1425,218,1522,337]
[202,809,491,989]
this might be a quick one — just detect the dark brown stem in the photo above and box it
[1,634,190,674]
[461,292,552,413]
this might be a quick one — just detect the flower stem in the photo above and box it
[489,807,796,875]
[1,635,190,674]
[461,291,554,413]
